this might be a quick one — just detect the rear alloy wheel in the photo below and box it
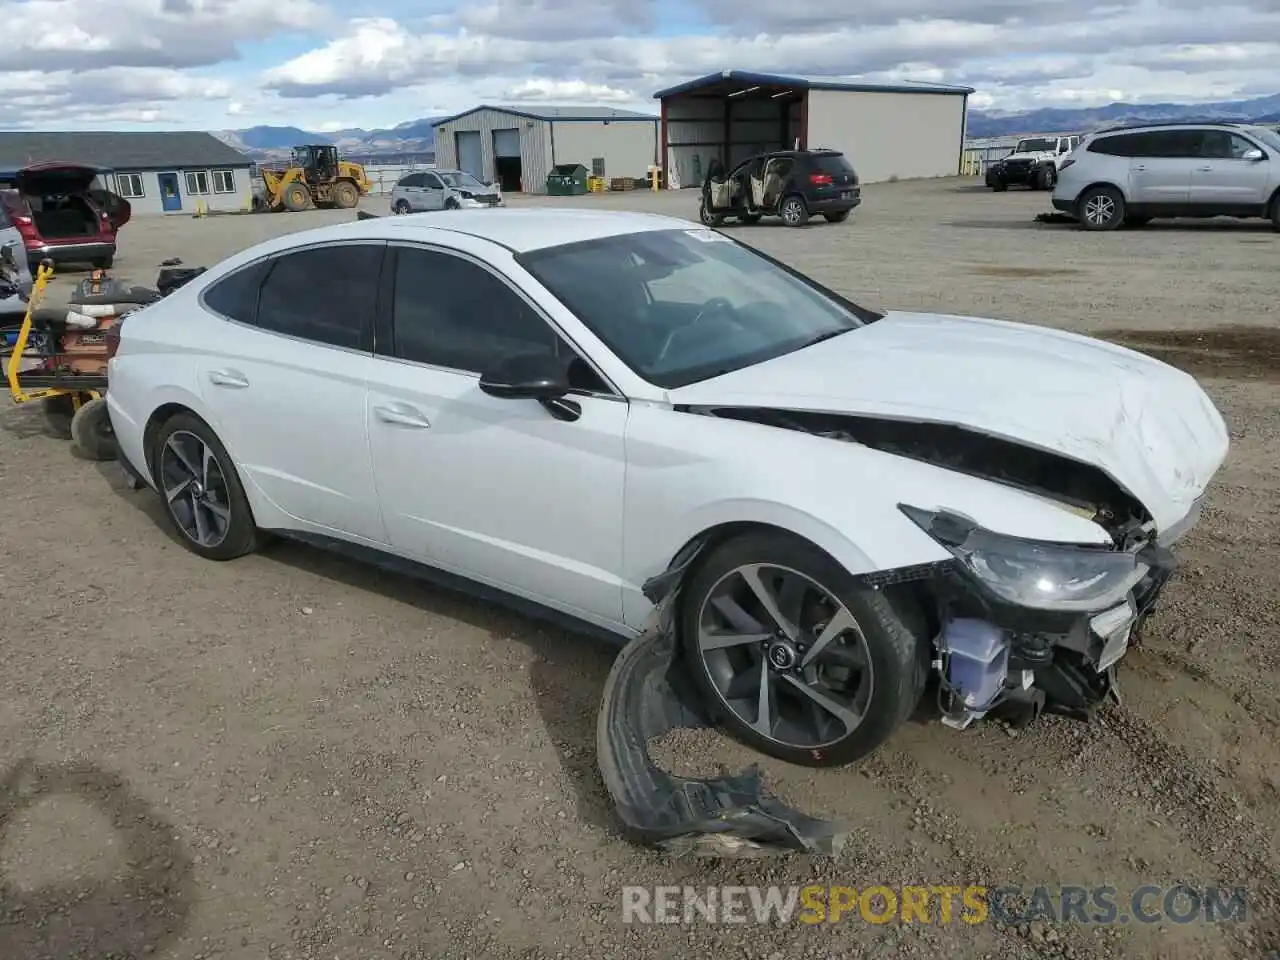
[69,396,117,461]
[1078,186,1125,231]
[681,532,925,767]
[780,195,810,227]
[393,199,412,215]
[154,414,258,560]
[699,201,723,227]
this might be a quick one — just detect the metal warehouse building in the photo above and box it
[432,106,658,194]
[653,70,975,187]
[0,131,254,215]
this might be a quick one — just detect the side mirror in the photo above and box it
[479,352,570,400]
[1242,148,1265,161]
[479,352,580,422]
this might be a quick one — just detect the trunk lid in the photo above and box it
[665,311,1229,533]
[16,162,107,196]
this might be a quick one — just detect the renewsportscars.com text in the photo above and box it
[621,884,1250,926]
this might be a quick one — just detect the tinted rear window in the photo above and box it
[811,153,855,175]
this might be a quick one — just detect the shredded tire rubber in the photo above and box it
[596,586,851,857]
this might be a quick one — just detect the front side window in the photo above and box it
[520,228,877,389]
[254,244,383,350]
[389,246,560,373]
[1200,131,1259,159]
[398,173,424,188]
[437,171,487,190]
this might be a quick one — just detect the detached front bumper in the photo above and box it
[28,240,115,263]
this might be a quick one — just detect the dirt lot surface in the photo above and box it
[2,179,1278,959]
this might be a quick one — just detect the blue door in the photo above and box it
[158,172,182,211]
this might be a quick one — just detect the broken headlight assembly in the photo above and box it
[899,504,1149,612]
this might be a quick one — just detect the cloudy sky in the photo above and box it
[3,0,1279,131]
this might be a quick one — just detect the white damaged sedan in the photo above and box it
[106,209,1228,767]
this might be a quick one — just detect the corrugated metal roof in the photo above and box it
[0,131,253,170]
[653,70,975,99]
[433,105,657,127]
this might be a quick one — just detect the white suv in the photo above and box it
[1051,121,1280,231]
[986,135,1081,191]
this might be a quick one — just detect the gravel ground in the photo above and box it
[1,178,1277,959]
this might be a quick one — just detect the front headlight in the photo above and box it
[900,505,1148,612]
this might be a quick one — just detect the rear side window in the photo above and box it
[398,173,424,188]
[255,244,383,350]
[811,153,855,175]
[201,260,269,324]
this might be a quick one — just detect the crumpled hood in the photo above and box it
[666,311,1230,533]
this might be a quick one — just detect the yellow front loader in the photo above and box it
[258,144,372,212]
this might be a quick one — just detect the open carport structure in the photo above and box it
[653,70,974,188]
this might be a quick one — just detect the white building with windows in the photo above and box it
[0,131,254,215]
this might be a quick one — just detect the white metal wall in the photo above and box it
[432,109,553,192]
[550,121,657,180]
[806,89,967,183]
[106,166,253,215]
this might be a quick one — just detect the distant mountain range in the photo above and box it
[210,92,1280,161]
[966,91,1280,138]
[211,118,447,162]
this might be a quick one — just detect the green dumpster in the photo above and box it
[547,163,589,196]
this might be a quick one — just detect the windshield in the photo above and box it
[1244,126,1280,152]
[519,228,877,389]
[439,171,487,189]
[1015,138,1057,153]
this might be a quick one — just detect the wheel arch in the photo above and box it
[1267,184,1280,217]
[142,401,203,482]
[642,512,880,611]
[1074,179,1129,206]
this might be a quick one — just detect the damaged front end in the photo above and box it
[684,406,1187,732]
[597,545,851,857]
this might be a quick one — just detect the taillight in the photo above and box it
[12,215,35,240]
[809,173,833,186]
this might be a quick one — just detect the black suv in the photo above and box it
[700,149,860,227]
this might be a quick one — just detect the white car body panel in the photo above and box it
[107,209,1229,646]
[665,311,1229,534]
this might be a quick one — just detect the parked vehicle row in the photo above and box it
[105,207,1227,770]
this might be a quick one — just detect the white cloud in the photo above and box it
[5,0,1280,130]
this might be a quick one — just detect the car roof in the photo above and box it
[249,209,699,256]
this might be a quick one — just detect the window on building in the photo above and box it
[185,170,210,195]
[212,169,236,193]
[116,173,145,198]
[255,244,383,350]
[591,157,606,177]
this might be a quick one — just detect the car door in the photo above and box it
[196,241,390,544]
[365,242,629,625]
[420,173,446,210]
[0,201,32,316]
[1189,130,1269,208]
[1127,130,1196,206]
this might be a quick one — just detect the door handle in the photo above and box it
[1195,166,1212,172]
[208,368,248,388]
[1132,164,1146,171]
[374,403,431,428]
